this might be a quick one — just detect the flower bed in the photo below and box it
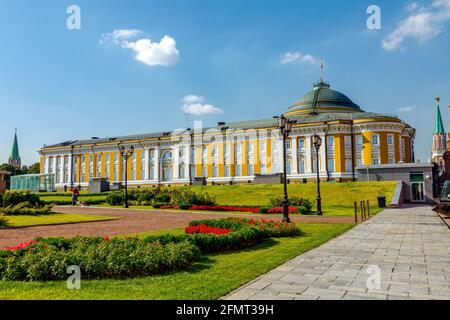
[185,225,233,235]
[188,205,259,213]
[160,205,180,209]
[267,206,299,214]
[0,236,199,281]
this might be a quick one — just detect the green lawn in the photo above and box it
[37,181,395,217]
[0,223,353,300]
[1,213,118,228]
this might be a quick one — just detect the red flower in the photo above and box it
[185,224,233,235]
[267,207,298,214]
[103,237,110,241]
[4,240,38,252]
[189,205,259,213]
[161,205,180,209]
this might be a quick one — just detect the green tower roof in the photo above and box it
[9,129,20,161]
[435,103,445,134]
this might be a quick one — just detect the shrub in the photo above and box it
[152,202,164,209]
[105,192,124,206]
[185,225,233,235]
[171,188,216,206]
[2,191,42,207]
[0,202,55,216]
[269,196,312,212]
[144,226,261,253]
[0,215,7,227]
[0,236,200,281]
[0,194,2,208]
[297,206,308,215]
[259,205,271,214]
[188,205,259,213]
[154,193,171,204]
[267,206,298,214]
[137,192,154,203]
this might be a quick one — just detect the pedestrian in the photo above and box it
[71,187,79,206]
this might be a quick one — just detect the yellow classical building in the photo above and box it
[39,79,415,189]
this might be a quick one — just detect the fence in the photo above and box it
[354,200,371,223]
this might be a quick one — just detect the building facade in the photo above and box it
[39,79,416,190]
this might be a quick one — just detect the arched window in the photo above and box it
[179,163,185,179]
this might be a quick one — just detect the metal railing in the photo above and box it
[354,200,371,223]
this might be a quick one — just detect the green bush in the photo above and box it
[259,205,271,214]
[137,192,154,203]
[297,206,308,215]
[152,202,164,209]
[144,226,261,253]
[2,191,42,207]
[154,194,171,203]
[38,192,111,197]
[0,215,7,227]
[0,194,2,208]
[269,196,312,212]
[0,202,55,216]
[170,188,216,206]
[0,236,200,281]
[105,192,124,206]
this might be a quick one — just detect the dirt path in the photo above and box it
[0,206,355,248]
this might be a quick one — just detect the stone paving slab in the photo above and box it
[224,204,450,300]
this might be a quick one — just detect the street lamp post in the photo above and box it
[120,145,134,208]
[274,115,297,223]
[313,134,322,216]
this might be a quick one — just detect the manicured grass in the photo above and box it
[38,182,395,216]
[1,213,119,228]
[0,223,353,300]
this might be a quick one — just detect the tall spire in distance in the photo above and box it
[432,97,447,171]
[8,128,21,169]
[435,97,445,134]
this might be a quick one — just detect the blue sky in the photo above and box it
[0,0,449,165]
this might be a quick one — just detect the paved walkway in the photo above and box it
[0,206,352,248]
[224,205,450,300]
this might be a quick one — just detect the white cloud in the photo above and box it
[100,29,143,45]
[181,95,223,116]
[398,106,416,112]
[100,29,180,67]
[382,0,450,51]
[124,36,179,66]
[281,52,319,65]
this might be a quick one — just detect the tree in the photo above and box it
[27,163,41,174]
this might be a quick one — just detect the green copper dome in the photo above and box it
[286,80,364,115]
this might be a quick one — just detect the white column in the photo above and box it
[278,139,283,173]
[60,157,65,184]
[185,145,190,179]
[68,155,73,186]
[52,157,57,179]
[320,134,327,175]
[291,137,298,174]
[154,146,160,182]
[173,145,179,179]
[305,136,312,173]
[144,148,150,180]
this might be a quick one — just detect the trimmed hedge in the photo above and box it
[2,192,42,207]
[144,217,301,253]
[0,236,200,281]
[0,202,55,216]
[37,192,112,197]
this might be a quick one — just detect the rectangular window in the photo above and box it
[272,140,278,151]
[260,164,266,174]
[387,134,394,145]
[299,159,305,174]
[373,158,380,165]
[372,134,379,146]
[328,158,335,173]
[388,158,395,164]
[202,165,207,177]
[236,143,241,154]
[224,165,230,177]
[356,135,363,146]
[236,165,242,176]
[285,140,291,150]
[248,164,254,176]
[213,165,218,177]
[248,143,254,154]
[357,158,363,166]
[327,136,334,147]
[299,139,305,149]
[202,147,207,158]
[259,142,266,153]
[190,165,195,178]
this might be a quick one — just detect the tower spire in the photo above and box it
[8,129,21,169]
[435,96,445,134]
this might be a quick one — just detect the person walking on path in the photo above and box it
[71,187,79,206]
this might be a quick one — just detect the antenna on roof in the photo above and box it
[320,60,324,82]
